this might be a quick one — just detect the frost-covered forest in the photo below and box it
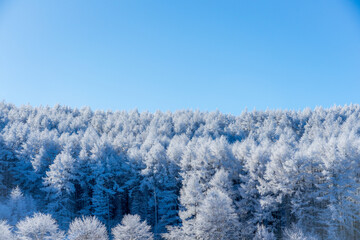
[1,102,360,239]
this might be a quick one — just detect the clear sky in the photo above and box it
[0,0,360,115]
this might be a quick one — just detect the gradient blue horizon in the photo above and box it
[0,0,360,115]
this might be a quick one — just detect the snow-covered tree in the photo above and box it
[209,168,234,197]
[195,188,239,240]
[43,149,77,227]
[16,213,64,240]
[0,135,15,196]
[162,225,184,240]
[254,224,276,240]
[140,141,180,235]
[6,186,36,225]
[67,216,108,240]
[112,214,154,240]
[177,174,204,239]
[283,224,319,240]
[89,138,128,227]
[0,220,15,240]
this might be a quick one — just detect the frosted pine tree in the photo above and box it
[254,224,276,240]
[195,188,239,240]
[16,213,65,240]
[89,139,126,228]
[7,186,36,225]
[177,174,204,239]
[0,220,15,240]
[290,141,323,237]
[112,214,154,240]
[141,141,180,235]
[43,149,77,227]
[283,223,319,240]
[0,135,15,196]
[67,216,109,240]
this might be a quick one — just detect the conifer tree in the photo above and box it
[16,213,65,240]
[0,220,15,240]
[43,149,77,227]
[196,188,239,240]
[112,214,154,240]
[67,216,109,240]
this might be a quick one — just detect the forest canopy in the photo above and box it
[0,102,360,239]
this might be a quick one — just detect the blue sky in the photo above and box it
[0,0,359,115]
